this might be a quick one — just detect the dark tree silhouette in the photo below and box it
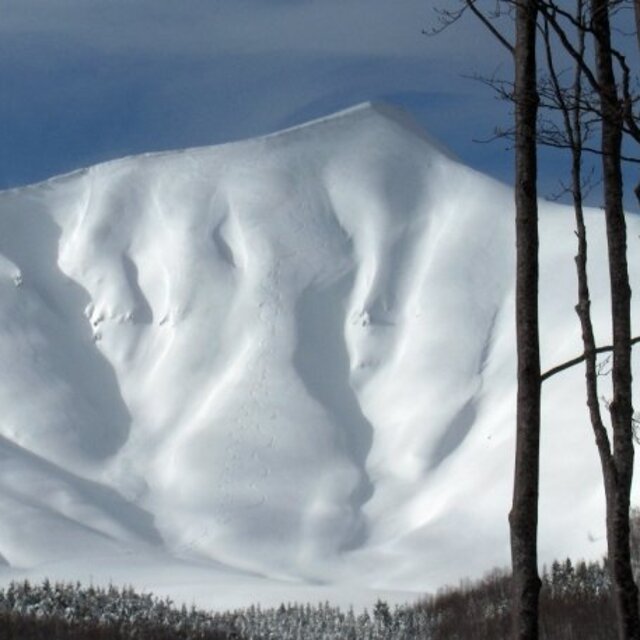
[510,2,543,639]
[590,0,639,635]
[430,1,640,637]
[535,2,640,633]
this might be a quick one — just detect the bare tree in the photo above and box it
[635,0,640,52]
[430,1,544,635]
[535,2,640,634]
[502,0,640,634]
[590,0,639,635]
[430,1,640,637]
[510,1,543,638]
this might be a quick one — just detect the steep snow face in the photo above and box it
[0,102,637,605]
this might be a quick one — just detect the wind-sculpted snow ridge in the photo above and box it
[0,102,638,609]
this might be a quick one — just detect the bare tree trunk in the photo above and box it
[591,0,640,637]
[563,7,614,503]
[635,0,640,52]
[634,0,640,206]
[509,1,541,638]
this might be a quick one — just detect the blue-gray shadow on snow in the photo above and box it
[427,309,499,472]
[0,197,131,460]
[0,435,163,549]
[121,252,154,325]
[427,399,478,472]
[292,275,374,550]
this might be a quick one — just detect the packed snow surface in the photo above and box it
[0,102,638,609]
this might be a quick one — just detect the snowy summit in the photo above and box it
[0,102,637,608]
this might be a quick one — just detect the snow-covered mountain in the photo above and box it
[0,102,637,608]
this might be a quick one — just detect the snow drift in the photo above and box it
[0,102,637,608]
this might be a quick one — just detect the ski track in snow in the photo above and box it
[0,101,637,609]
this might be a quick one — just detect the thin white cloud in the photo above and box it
[0,0,505,61]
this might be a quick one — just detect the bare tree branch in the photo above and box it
[465,0,515,53]
[541,336,640,382]
[636,0,640,51]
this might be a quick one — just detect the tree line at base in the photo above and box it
[2,537,640,640]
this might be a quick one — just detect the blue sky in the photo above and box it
[0,0,636,209]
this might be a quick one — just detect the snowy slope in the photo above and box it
[0,102,637,607]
